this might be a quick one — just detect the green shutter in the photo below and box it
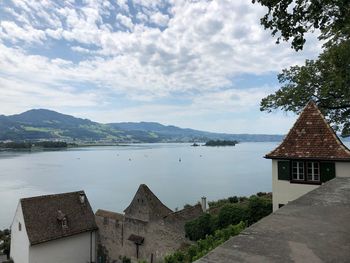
[320,162,336,182]
[278,161,290,180]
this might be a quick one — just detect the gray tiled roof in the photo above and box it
[96,209,124,221]
[21,191,98,245]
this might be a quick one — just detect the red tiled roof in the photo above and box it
[265,101,350,161]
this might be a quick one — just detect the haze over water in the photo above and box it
[3,142,348,229]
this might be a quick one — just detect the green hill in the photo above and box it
[0,109,285,143]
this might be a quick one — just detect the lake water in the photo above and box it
[0,142,285,228]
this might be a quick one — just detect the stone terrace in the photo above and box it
[196,177,350,263]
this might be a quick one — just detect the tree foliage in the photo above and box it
[185,194,272,241]
[253,0,350,136]
[0,229,11,259]
[185,214,217,241]
[218,204,249,228]
[252,0,350,51]
[260,39,350,136]
[247,196,273,224]
[204,140,238,146]
[165,222,246,263]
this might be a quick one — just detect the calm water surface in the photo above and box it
[0,142,283,228]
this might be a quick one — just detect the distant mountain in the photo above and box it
[109,122,285,142]
[0,109,285,143]
[9,109,94,127]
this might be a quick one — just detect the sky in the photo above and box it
[0,0,322,134]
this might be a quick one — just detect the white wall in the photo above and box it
[336,162,350,177]
[10,202,30,263]
[29,231,96,263]
[272,160,319,212]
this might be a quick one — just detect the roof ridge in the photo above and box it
[21,190,85,202]
[141,184,169,205]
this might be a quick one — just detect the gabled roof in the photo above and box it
[21,191,97,245]
[265,101,350,161]
[164,204,203,221]
[124,184,173,220]
[95,209,124,221]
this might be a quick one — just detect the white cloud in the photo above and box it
[76,89,298,134]
[0,76,101,115]
[150,12,169,26]
[116,0,130,13]
[116,14,134,31]
[0,21,46,44]
[0,0,322,132]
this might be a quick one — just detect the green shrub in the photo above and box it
[185,194,272,241]
[228,196,239,203]
[247,196,272,224]
[122,256,131,263]
[218,204,249,228]
[165,222,246,263]
[185,213,217,241]
[0,229,11,259]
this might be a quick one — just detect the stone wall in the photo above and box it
[96,204,203,263]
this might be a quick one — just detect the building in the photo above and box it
[265,101,350,211]
[96,184,204,263]
[10,191,98,263]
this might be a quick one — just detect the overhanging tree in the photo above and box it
[252,0,350,136]
[252,0,350,51]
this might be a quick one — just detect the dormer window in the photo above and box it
[62,217,68,229]
[79,192,85,204]
[57,210,68,229]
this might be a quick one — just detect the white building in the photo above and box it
[10,191,98,263]
[265,101,350,211]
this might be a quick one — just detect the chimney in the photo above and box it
[201,196,207,213]
[79,192,85,204]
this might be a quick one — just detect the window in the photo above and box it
[103,217,109,225]
[278,204,285,208]
[291,161,321,183]
[292,161,304,180]
[62,218,68,229]
[307,162,320,181]
[18,222,22,231]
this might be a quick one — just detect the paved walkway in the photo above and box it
[196,178,350,263]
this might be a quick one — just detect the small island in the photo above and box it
[204,140,238,146]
